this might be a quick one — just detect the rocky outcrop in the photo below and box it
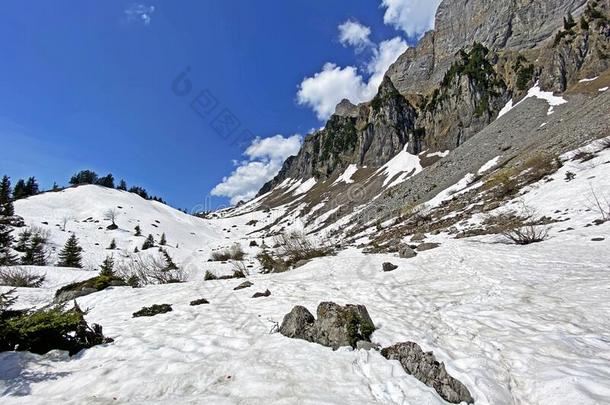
[382,342,474,404]
[388,0,589,95]
[54,275,127,303]
[279,302,375,350]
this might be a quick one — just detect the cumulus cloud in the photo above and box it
[211,135,302,204]
[381,0,442,38]
[125,3,155,25]
[297,37,408,121]
[338,20,373,52]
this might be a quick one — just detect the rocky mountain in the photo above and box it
[257,0,609,204]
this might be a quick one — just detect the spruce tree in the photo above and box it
[58,234,83,268]
[22,233,47,266]
[15,229,31,252]
[52,182,60,192]
[0,176,14,216]
[142,234,155,250]
[134,246,139,253]
[99,256,115,277]
[25,177,39,197]
[108,239,117,250]
[160,249,178,271]
[117,179,127,191]
[12,179,26,200]
[134,225,142,236]
[0,224,18,266]
[96,174,115,188]
[159,233,167,245]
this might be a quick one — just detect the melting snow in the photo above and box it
[579,77,599,83]
[599,87,609,92]
[293,178,317,195]
[377,145,423,188]
[498,83,567,118]
[477,156,501,175]
[333,164,358,185]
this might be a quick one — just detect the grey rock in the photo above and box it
[252,289,271,298]
[382,262,399,272]
[417,242,441,252]
[278,306,315,339]
[233,281,253,290]
[54,287,98,304]
[334,98,359,118]
[279,302,376,350]
[356,340,381,351]
[382,342,474,404]
[410,233,426,242]
[398,244,417,259]
[190,298,210,306]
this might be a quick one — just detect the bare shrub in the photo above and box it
[503,225,549,245]
[0,267,46,288]
[116,254,186,286]
[572,150,596,162]
[230,260,249,277]
[256,231,333,273]
[588,187,610,222]
[487,203,550,245]
[104,209,119,225]
[210,244,245,261]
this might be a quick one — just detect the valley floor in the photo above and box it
[1,228,609,404]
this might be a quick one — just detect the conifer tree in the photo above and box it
[159,233,167,245]
[0,176,14,216]
[117,179,127,191]
[0,224,18,266]
[21,233,47,266]
[15,229,31,252]
[134,246,139,253]
[108,239,117,250]
[25,177,39,196]
[160,249,178,271]
[52,182,60,192]
[12,179,26,200]
[96,174,115,188]
[58,234,83,268]
[134,225,142,236]
[99,256,115,277]
[141,234,155,250]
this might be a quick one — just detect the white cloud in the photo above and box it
[125,4,155,25]
[381,0,442,38]
[338,20,373,52]
[211,135,302,204]
[297,37,408,121]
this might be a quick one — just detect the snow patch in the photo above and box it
[478,156,501,175]
[293,178,317,195]
[377,145,423,188]
[333,164,358,185]
[579,77,598,83]
[498,83,567,118]
[599,87,609,92]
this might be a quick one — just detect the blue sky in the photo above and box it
[1,0,440,210]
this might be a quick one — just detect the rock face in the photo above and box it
[382,342,474,404]
[279,302,375,350]
[387,0,589,95]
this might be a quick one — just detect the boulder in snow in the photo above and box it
[382,262,399,272]
[398,244,417,259]
[381,342,473,404]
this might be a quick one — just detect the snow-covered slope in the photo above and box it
[13,185,223,271]
[2,143,610,404]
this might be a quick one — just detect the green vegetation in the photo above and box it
[516,63,535,91]
[426,43,505,116]
[57,234,83,268]
[319,116,358,167]
[1,298,112,355]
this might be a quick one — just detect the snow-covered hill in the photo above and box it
[2,140,610,404]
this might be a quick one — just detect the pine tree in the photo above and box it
[0,175,14,216]
[12,179,26,200]
[117,179,127,191]
[134,225,142,236]
[160,249,178,271]
[96,173,115,188]
[134,246,139,253]
[15,229,31,252]
[159,233,167,245]
[108,239,117,250]
[99,255,115,277]
[69,170,98,185]
[25,177,39,197]
[22,233,47,266]
[142,234,155,250]
[58,234,83,268]
[52,182,60,192]
[0,224,18,266]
